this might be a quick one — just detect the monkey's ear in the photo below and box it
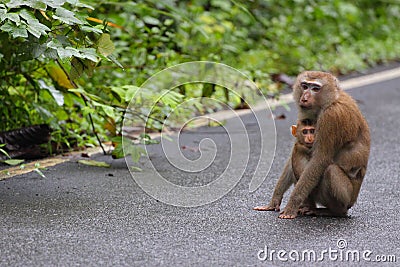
[291,125,297,137]
[334,76,342,91]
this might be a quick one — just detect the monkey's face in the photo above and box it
[299,81,321,109]
[291,123,315,148]
[299,126,315,148]
[293,71,340,110]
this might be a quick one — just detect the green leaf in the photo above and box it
[139,133,159,145]
[66,0,94,9]
[111,86,126,101]
[160,90,184,107]
[124,138,145,162]
[12,24,28,38]
[97,33,115,57]
[92,102,115,118]
[2,12,20,24]
[78,159,111,168]
[201,83,215,98]
[107,54,124,69]
[34,168,46,178]
[18,9,36,23]
[6,0,47,10]
[82,59,95,77]
[164,19,174,26]
[70,57,84,80]
[0,21,28,38]
[45,0,64,8]
[211,0,232,11]
[19,9,50,38]
[34,162,43,169]
[0,21,14,33]
[0,147,11,159]
[79,48,98,62]
[44,48,58,59]
[143,16,160,25]
[47,39,63,50]
[26,21,51,38]
[33,103,54,121]
[38,79,64,106]
[53,7,85,25]
[130,166,142,172]
[112,137,145,163]
[58,47,80,58]
[70,57,96,80]
[4,159,25,166]
[111,142,123,159]
[69,88,102,101]
[131,146,145,163]
[81,25,102,33]
[81,106,96,116]
[123,85,140,102]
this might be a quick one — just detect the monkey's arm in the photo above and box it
[253,156,295,211]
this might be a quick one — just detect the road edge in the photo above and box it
[2,66,400,180]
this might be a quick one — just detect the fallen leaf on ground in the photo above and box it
[3,159,25,166]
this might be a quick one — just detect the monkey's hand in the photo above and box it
[253,199,281,211]
[278,206,298,219]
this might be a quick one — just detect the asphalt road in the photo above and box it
[1,69,400,266]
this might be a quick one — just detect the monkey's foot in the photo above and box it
[278,209,298,219]
[253,205,280,212]
[278,213,297,219]
[299,206,317,216]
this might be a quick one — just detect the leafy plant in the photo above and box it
[1,0,400,163]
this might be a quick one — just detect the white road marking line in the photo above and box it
[243,66,400,115]
[341,67,400,90]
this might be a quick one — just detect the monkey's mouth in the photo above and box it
[305,143,313,148]
[300,104,312,109]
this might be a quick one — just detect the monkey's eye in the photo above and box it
[302,129,308,135]
[311,86,321,92]
[301,83,308,90]
[310,129,315,134]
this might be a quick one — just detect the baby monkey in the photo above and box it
[253,120,316,213]
[291,119,315,181]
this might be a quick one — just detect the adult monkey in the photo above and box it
[279,71,370,219]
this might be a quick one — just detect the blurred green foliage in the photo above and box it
[1,0,400,158]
